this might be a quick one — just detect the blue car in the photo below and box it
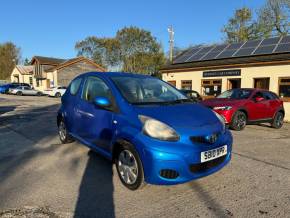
[57,72,232,190]
[0,84,10,94]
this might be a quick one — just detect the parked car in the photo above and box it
[10,86,42,96]
[179,89,202,102]
[202,88,284,131]
[0,83,31,94]
[57,72,232,190]
[43,86,67,97]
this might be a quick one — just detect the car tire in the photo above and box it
[16,91,22,96]
[271,111,284,129]
[55,92,61,98]
[58,119,74,144]
[115,141,146,190]
[230,111,247,131]
[37,92,42,96]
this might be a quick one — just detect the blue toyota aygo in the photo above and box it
[57,72,232,190]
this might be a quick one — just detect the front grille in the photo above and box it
[190,133,219,144]
[189,155,226,173]
[160,169,179,179]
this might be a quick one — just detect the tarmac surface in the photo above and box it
[0,95,289,218]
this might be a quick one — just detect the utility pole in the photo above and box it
[168,25,174,63]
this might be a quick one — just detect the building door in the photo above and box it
[167,80,176,87]
[228,78,241,90]
[46,79,51,88]
[254,78,270,90]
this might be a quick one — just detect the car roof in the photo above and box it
[79,72,153,79]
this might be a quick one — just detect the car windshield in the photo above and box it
[217,89,252,99]
[111,76,188,104]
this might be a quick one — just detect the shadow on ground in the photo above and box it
[0,103,115,218]
[74,151,115,218]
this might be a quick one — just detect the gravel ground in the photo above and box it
[0,95,289,218]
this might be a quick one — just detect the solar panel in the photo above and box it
[253,45,276,55]
[186,46,214,62]
[201,52,220,60]
[242,39,261,48]
[227,42,243,50]
[274,43,290,53]
[187,53,208,62]
[260,37,280,46]
[173,47,201,63]
[211,44,228,52]
[234,47,256,57]
[216,50,237,59]
[196,46,213,54]
[280,35,290,44]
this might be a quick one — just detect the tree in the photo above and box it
[222,7,258,43]
[24,58,30,66]
[0,42,21,80]
[257,0,290,37]
[75,26,166,75]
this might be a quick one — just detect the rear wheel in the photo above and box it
[271,111,284,129]
[55,92,61,98]
[230,111,247,131]
[115,141,145,190]
[16,91,22,96]
[37,92,42,96]
[58,119,74,143]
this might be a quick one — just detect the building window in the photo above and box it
[279,77,290,100]
[254,78,270,90]
[181,80,192,90]
[36,79,40,87]
[201,79,222,96]
[167,80,176,87]
[29,77,33,85]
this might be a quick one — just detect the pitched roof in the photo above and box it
[161,35,290,72]
[47,56,106,72]
[16,65,34,75]
[31,56,66,65]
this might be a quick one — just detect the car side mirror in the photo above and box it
[255,96,264,102]
[94,96,111,108]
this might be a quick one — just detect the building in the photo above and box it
[160,36,290,121]
[11,56,106,91]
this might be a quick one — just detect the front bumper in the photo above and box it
[213,109,235,124]
[132,130,233,185]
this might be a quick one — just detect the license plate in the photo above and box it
[201,145,227,163]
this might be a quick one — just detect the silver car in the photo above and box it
[10,86,42,96]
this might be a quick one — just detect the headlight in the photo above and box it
[213,111,225,132]
[213,106,232,110]
[139,115,179,141]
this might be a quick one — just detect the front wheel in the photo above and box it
[271,112,284,129]
[116,142,145,190]
[55,92,61,98]
[58,119,74,143]
[37,92,42,96]
[230,111,247,131]
[16,91,22,96]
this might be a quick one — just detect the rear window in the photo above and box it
[69,78,82,95]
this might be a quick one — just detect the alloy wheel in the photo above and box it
[118,150,138,185]
[59,121,66,141]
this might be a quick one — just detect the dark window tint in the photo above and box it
[82,77,112,102]
[70,78,82,95]
[262,91,275,100]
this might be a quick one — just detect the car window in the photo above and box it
[70,78,82,95]
[82,76,113,102]
[24,87,30,90]
[262,91,274,100]
[253,91,263,99]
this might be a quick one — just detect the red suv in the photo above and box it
[202,88,284,130]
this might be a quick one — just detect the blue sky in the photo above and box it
[0,0,265,60]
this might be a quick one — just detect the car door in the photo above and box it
[263,91,279,119]
[247,91,269,120]
[74,76,117,152]
[63,77,83,134]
